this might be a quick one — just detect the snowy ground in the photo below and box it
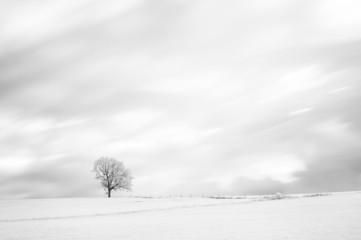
[1,192,361,239]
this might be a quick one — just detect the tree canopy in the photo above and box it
[93,157,133,198]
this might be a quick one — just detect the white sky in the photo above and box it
[1,0,361,198]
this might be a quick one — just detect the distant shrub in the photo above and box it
[260,192,290,201]
[209,195,246,199]
[275,192,284,199]
[302,193,331,198]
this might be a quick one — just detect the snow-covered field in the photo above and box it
[1,192,361,239]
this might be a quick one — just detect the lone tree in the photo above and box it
[93,157,133,198]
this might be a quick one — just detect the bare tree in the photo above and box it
[93,157,133,198]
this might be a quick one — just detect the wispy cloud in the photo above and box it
[328,86,350,94]
[289,107,313,116]
[1,0,361,198]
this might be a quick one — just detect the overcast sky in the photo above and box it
[1,0,361,199]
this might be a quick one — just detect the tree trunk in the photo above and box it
[108,189,111,198]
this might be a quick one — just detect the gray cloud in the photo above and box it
[1,0,361,198]
[0,155,101,199]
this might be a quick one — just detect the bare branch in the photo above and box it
[93,157,133,197]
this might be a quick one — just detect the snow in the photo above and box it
[1,192,361,239]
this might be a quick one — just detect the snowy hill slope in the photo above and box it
[1,192,361,239]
